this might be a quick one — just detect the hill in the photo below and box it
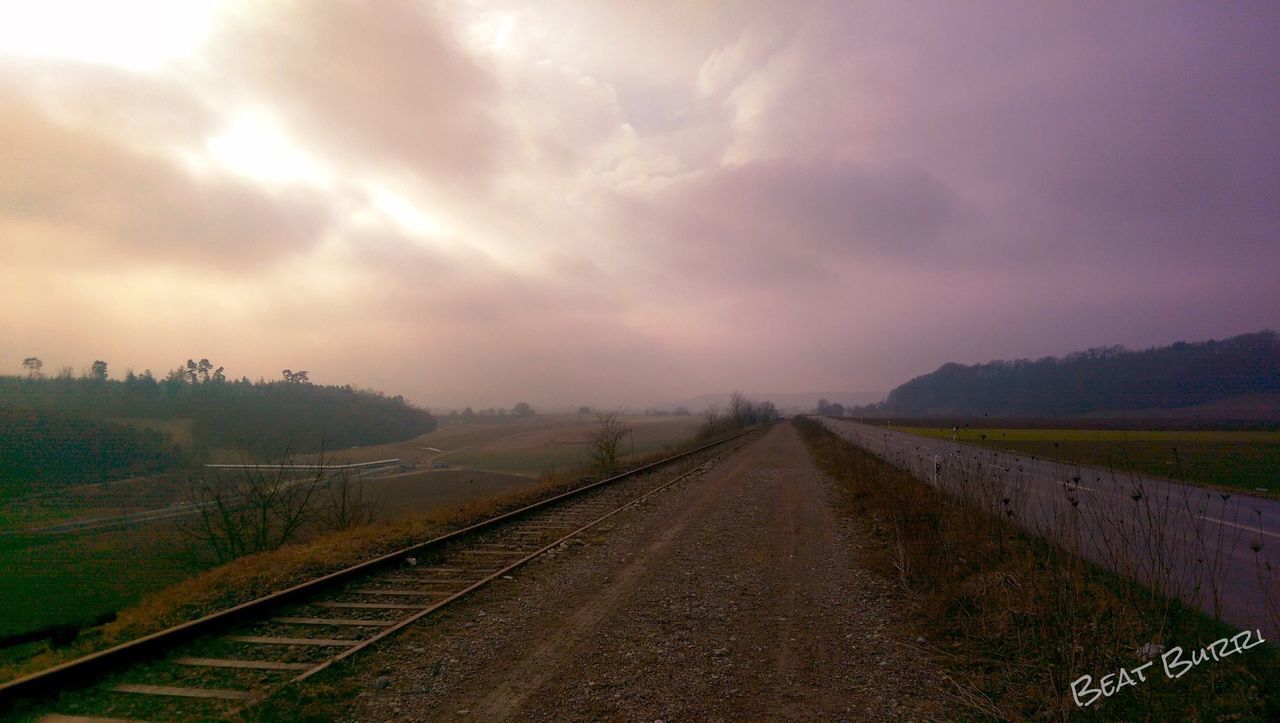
[0,365,437,494]
[871,330,1280,419]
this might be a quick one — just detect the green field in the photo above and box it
[0,470,538,644]
[0,526,197,641]
[899,426,1280,494]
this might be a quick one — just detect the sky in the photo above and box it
[1,0,1277,410]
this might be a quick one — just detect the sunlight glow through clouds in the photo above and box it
[2,1,1276,407]
[204,108,332,186]
[466,11,519,55]
[365,184,448,239]
[0,0,222,69]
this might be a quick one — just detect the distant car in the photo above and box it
[431,462,452,470]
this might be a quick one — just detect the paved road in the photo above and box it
[819,417,1280,639]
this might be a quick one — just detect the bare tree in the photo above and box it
[704,402,721,430]
[181,449,329,563]
[728,390,754,427]
[758,400,779,423]
[587,409,630,475]
[321,469,381,531]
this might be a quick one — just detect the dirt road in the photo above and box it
[347,424,949,720]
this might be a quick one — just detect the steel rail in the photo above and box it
[266,434,756,704]
[0,427,755,710]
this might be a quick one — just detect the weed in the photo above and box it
[794,416,1278,720]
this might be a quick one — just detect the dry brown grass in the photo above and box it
[0,475,572,685]
[0,434,724,686]
[793,416,1277,720]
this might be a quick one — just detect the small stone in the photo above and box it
[374,675,391,689]
[916,637,926,643]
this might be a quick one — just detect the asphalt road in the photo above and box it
[819,417,1280,640]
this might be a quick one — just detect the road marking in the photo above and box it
[1196,516,1280,540]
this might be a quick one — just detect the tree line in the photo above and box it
[0,406,183,496]
[0,358,438,491]
[698,391,781,440]
[446,401,537,418]
[861,330,1280,417]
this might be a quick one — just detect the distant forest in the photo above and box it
[0,407,183,494]
[869,330,1280,418]
[0,359,437,494]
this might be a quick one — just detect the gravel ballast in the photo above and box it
[345,423,951,720]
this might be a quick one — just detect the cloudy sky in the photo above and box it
[2,1,1277,409]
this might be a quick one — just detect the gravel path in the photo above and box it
[349,424,950,720]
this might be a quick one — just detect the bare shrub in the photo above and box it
[321,469,381,531]
[704,402,721,431]
[587,408,630,475]
[180,449,329,564]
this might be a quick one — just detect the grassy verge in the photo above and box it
[897,425,1280,495]
[0,525,196,642]
[0,431,744,687]
[794,416,1278,720]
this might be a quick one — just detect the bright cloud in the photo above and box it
[1,0,1277,409]
[0,0,222,69]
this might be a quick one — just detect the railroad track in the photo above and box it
[2,429,759,721]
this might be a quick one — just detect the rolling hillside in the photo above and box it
[872,330,1280,418]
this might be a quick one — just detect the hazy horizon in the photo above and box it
[3,1,1278,410]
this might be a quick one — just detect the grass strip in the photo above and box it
[794,416,1278,720]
